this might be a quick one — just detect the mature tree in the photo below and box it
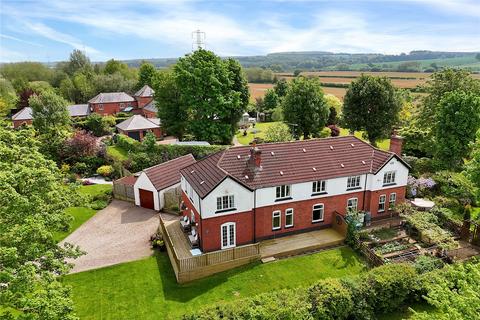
[84,113,115,137]
[103,59,137,81]
[59,72,95,103]
[60,130,99,162]
[282,77,329,139]
[434,90,480,169]
[273,78,288,98]
[261,89,279,120]
[30,90,71,135]
[91,73,136,95]
[174,49,245,144]
[64,49,92,76]
[324,94,342,125]
[466,130,480,188]
[153,71,188,139]
[226,58,250,111]
[137,61,157,89]
[264,122,293,142]
[0,125,81,319]
[0,62,54,83]
[15,80,54,110]
[342,75,402,146]
[0,78,18,116]
[243,67,274,83]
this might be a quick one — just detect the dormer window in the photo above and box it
[383,171,396,186]
[347,175,361,190]
[275,185,291,201]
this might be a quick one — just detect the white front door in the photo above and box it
[221,222,236,249]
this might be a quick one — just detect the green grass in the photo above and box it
[472,207,480,220]
[65,247,366,320]
[371,228,398,240]
[54,207,97,242]
[78,184,113,197]
[339,127,390,150]
[236,122,277,145]
[106,145,129,161]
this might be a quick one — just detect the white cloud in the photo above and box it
[0,34,44,47]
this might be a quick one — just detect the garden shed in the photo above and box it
[134,154,196,211]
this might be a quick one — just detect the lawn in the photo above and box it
[65,247,366,320]
[106,145,129,161]
[339,127,390,151]
[54,185,113,242]
[236,122,277,145]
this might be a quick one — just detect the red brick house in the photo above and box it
[11,104,91,128]
[116,115,162,141]
[180,135,409,252]
[88,92,136,115]
[142,100,157,118]
[134,85,154,109]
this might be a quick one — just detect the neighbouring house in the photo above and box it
[173,141,211,146]
[88,92,136,115]
[134,85,155,109]
[11,104,91,128]
[142,100,157,118]
[116,114,162,141]
[134,154,196,211]
[180,135,409,252]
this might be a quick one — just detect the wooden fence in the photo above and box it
[113,181,135,202]
[159,216,261,283]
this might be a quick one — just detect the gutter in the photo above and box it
[253,189,257,243]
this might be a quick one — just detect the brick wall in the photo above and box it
[143,109,157,118]
[367,186,406,219]
[13,119,33,128]
[135,97,153,108]
[90,101,138,115]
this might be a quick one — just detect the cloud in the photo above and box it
[0,34,44,47]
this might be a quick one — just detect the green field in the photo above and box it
[65,247,365,320]
[106,145,130,161]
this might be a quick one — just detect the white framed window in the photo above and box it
[383,171,396,185]
[347,175,361,189]
[188,184,193,200]
[272,210,281,230]
[216,195,235,211]
[312,180,326,194]
[120,103,125,109]
[285,208,294,227]
[275,185,291,199]
[312,204,324,222]
[378,195,386,213]
[347,198,358,212]
[221,222,236,249]
[389,193,397,209]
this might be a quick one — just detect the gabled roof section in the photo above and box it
[12,107,33,121]
[116,115,159,131]
[144,100,157,113]
[143,154,196,191]
[182,136,408,198]
[134,85,154,97]
[88,92,135,104]
[68,104,90,117]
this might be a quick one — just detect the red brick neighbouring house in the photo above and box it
[116,114,162,141]
[180,135,409,252]
[134,85,154,109]
[142,100,157,118]
[88,92,136,115]
[11,104,91,128]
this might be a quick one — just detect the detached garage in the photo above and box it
[134,154,196,211]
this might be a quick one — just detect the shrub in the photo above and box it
[85,113,115,136]
[403,156,436,176]
[72,162,88,174]
[432,171,477,206]
[60,130,99,162]
[308,278,353,320]
[327,125,340,137]
[115,134,141,152]
[96,165,114,177]
[263,122,292,143]
[414,255,444,274]
[317,127,331,138]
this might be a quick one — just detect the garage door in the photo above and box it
[139,189,155,210]
[128,131,141,141]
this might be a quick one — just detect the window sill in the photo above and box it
[272,227,281,231]
[275,197,292,202]
[285,225,294,229]
[215,208,236,214]
[312,220,324,224]
[378,210,385,214]
[382,183,397,187]
[346,187,362,191]
[311,192,327,196]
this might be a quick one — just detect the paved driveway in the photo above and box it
[61,200,159,273]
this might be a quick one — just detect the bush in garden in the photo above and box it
[85,113,115,136]
[317,127,331,138]
[115,134,141,152]
[327,124,340,137]
[432,171,478,206]
[263,122,292,143]
[308,278,353,320]
[407,176,436,198]
[72,162,88,174]
[414,255,445,274]
[60,130,99,162]
[142,132,157,152]
[340,276,375,320]
[403,156,436,176]
[96,165,114,177]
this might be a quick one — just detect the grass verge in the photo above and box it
[106,145,129,162]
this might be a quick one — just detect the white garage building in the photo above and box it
[134,154,196,211]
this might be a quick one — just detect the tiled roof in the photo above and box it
[144,100,157,113]
[68,104,90,117]
[143,154,196,190]
[181,136,404,199]
[88,92,135,103]
[116,115,159,131]
[114,175,138,186]
[134,85,154,97]
[12,107,33,121]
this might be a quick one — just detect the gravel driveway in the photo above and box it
[61,200,159,273]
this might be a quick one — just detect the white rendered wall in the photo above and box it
[134,172,160,211]
[368,158,409,191]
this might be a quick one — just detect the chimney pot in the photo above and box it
[249,146,262,167]
[389,133,403,157]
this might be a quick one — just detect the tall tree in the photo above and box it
[0,125,81,319]
[137,61,157,89]
[64,49,92,76]
[261,89,278,121]
[282,77,329,139]
[274,78,288,98]
[0,78,18,116]
[174,49,244,144]
[342,75,402,146]
[153,71,188,140]
[466,130,480,188]
[30,90,71,136]
[434,90,480,169]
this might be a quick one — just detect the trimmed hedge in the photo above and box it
[183,264,418,320]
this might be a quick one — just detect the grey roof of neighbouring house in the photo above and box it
[116,115,160,131]
[68,104,91,117]
[144,100,157,113]
[88,92,135,104]
[12,105,90,121]
[12,107,33,121]
[134,85,154,97]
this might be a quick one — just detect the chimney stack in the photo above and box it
[249,145,262,168]
[389,129,403,157]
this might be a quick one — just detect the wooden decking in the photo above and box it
[163,218,192,259]
[260,228,345,258]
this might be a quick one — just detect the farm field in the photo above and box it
[65,247,365,320]
[248,82,346,101]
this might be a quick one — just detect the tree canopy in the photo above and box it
[342,75,402,146]
[137,61,157,89]
[30,90,71,136]
[282,77,329,139]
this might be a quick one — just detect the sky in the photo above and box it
[0,0,479,62]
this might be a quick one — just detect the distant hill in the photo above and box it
[121,51,480,72]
